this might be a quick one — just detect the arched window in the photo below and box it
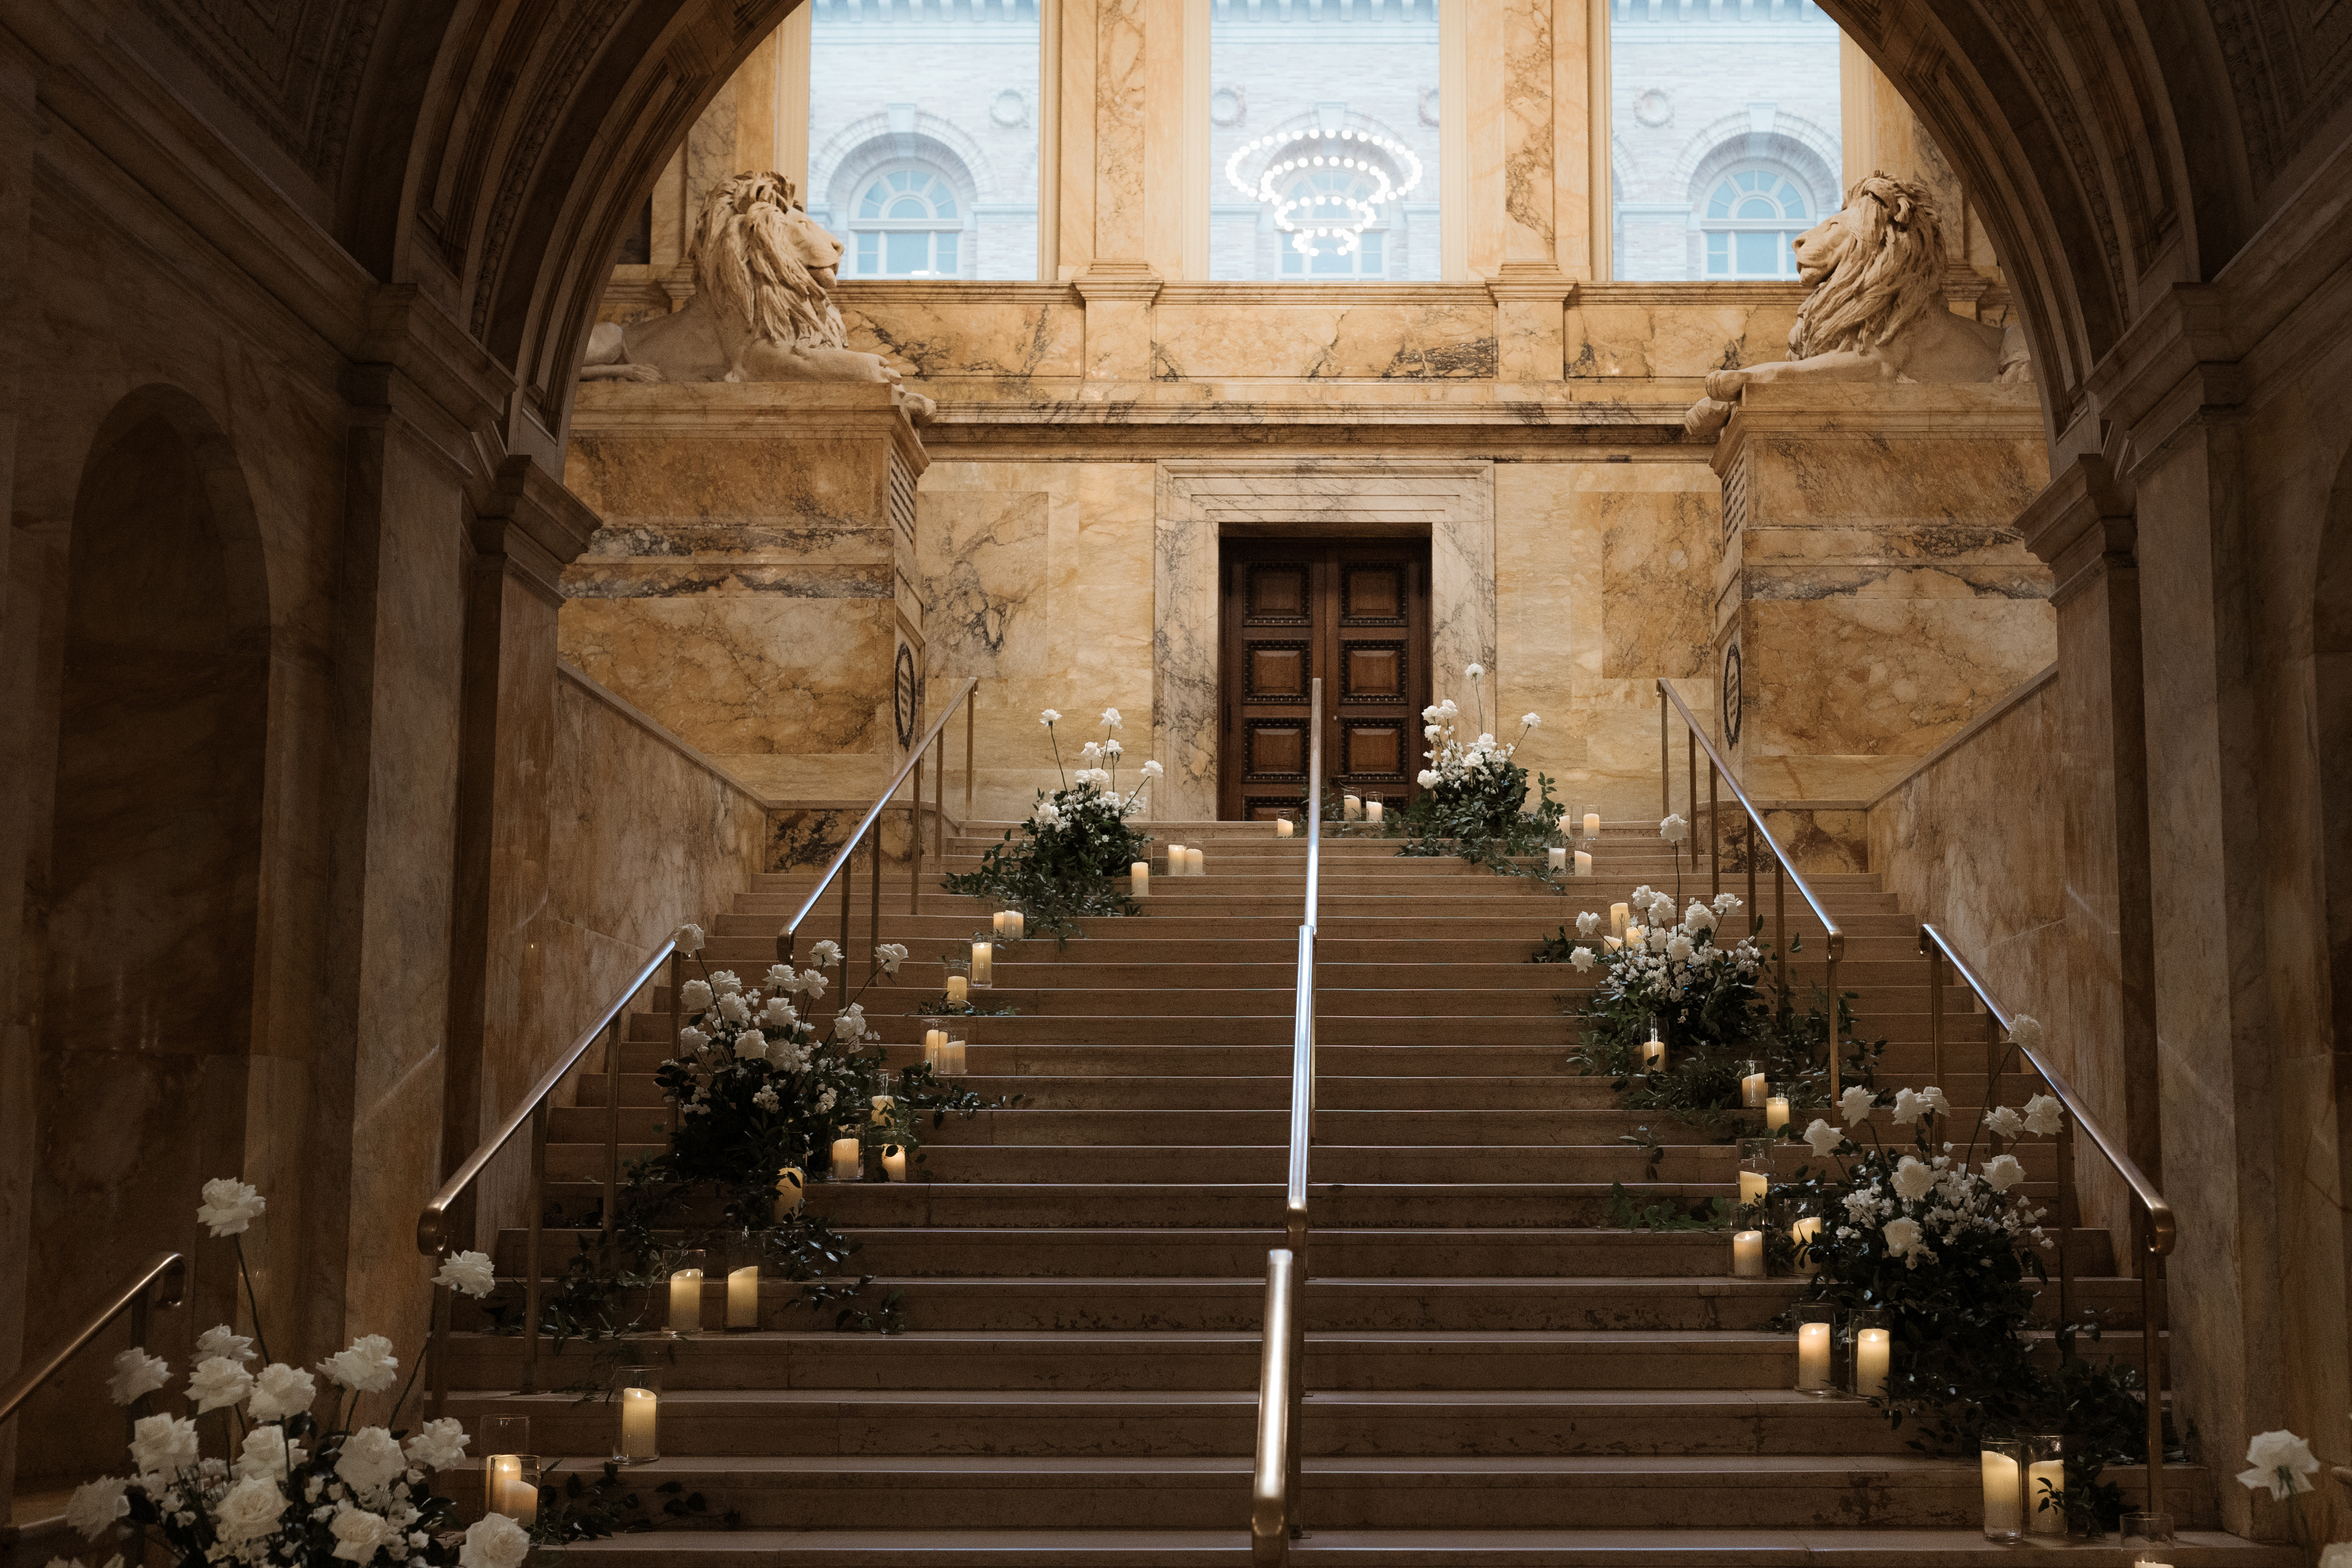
[848,167,963,278]
[1276,168,1388,279]
[1701,166,1812,278]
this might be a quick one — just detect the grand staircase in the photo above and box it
[447,821,2283,1564]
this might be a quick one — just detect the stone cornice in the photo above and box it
[361,286,516,440]
[468,456,602,605]
[1072,261,1164,304]
[568,381,933,476]
[2018,454,2138,610]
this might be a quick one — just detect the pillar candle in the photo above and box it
[1548,847,1567,871]
[1640,1038,1664,1070]
[2027,1460,2066,1532]
[1741,1070,1768,1107]
[1731,1230,1764,1278]
[666,1269,702,1333]
[1765,1095,1791,1131]
[881,1146,907,1182]
[774,1167,803,1219]
[992,910,1008,936]
[1574,849,1593,877]
[487,1456,525,1520]
[1739,1169,1768,1207]
[1981,1451,2022,1537]
[1790,1216,1821,1275]
[1855,1328,1891,1400]
[1603,936,1624,952]
[1365,800,1383,823]
[1166,843,1184,873]
[946,974,968,1003]
[1275,818,1293,838]
[947,1040,966,1074]
[1344,795,1362,820]
[1624,925,1645,951]
[618,1388,658,1460]
[726,1266,758,1329]
[1131,861,1150,897]
[1584,810,1601,838]
[1609,902,1630,939]
[831,1134,861,1180]
[971,940,993,985]
[1187,848,1205,875]
[1796,1323,1832,1391]
[870,1093,895,1124]
[1012,911,1025,940]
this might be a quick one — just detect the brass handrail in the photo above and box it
[0,1251,185,1427]
[777,676,981,977]
[1918,922,2175,1517]
[1655,679,1849,1093]
[416,936,679,1400]
[1251,677,1321,1565]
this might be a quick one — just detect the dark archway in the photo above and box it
[24,387,272,1487]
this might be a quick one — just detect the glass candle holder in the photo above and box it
[484,1447,539,1525]
[480,1416,530,1519]
[1547,836,1568,873]
[1364,790,1385,825]
[969,936,995,988]
[1581,804,1601,842]
[1738,1136,1773,1210]
[880,1140,908,1182]
[1274,808,1296,840]
[1793,1304,1838,1394]
[2119,1512,2176,1568]
[1740,1061,1769,1107]
[920,1018,950,1072]
[1844,1307,1889,1400]
[773,1164,804,1220]
[1789,1214,1823,1277]
[1981,1438,2027,1542]
[1730,1228,1764,1278]
[2026,1434,2067,1536]
[1764,1094,1791,1131]
[724,1233,760,1331]
[612,1366,659,1464]
[666,1258,703,1335]
[1640,1021,1666,1073]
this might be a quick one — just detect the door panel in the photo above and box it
[1219,538,1432,820]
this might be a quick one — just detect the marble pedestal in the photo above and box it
[1709,382,2055,807]
[560,382,930,803]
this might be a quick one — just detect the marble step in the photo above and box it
[540,1525,2287,1568]
[430,1386,1927,1458]
[572,1073,1626,1111]
[400,1453,2220,1531]
[449,1273,2154,1334]
[688,933,1942,965]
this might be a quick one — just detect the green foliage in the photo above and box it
[942,782,1151,944]
[1607,1181,1734,1231]
[530,1462,740,1546]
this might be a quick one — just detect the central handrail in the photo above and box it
[416,935,678,1400]
[1656,678,1849,1093]
[0,1251,185,1428]
[778,676,980,974]
[1917,922,2176,1518]
[1251,676,1322,1564]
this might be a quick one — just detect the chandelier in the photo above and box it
[1223,126,1425,258]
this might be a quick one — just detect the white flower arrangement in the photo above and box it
[59,1182,472,1568]
[1570,885,1761,1025]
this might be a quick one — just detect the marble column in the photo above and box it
[560,382,931,805]
[2018,454,2160,1254]
[443,457,601,1252]
[1708,382,2054,805]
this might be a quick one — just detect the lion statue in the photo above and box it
[581,171,935,426]
[1683,171,2029,439]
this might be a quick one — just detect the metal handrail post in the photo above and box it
[1774,853,1788,996]
[869,817,883,980]
[665,953,680,1137]
[839,838,852,994]
[1923,931,1944,1085]
[1709,759,1720,898]
[935,729,947,863]
[1686,728,1697,875]
[965,686,976,823]
[911,752,925,917]
[604,1014,621,1240]
[521,1099,547,1394]
[1658,688,1670,818]
[427,1283,453,1421]
[2057,1111,2075,1330]
[2144,1239,2165,1514]
[1825,938,1842,1097]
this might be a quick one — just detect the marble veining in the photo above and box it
[918,491,1051,675]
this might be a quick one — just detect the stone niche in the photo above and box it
[1710,382,2055,807]
[560,381,931,803]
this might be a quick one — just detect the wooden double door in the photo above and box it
[1218,538,1433,821]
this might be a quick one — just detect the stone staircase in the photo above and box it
[444,821,2283,1564]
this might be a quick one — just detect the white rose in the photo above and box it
[810,941,843,970]
[1882,1215,1925,1259]
[196,1177,267,1237]
[709,970,742,996]
[1103,738,1123,757]
[1980,1154,2026,1192]
[875,943,907,977]
[1891,1089,1927,1125]
[1079,741,1102,762]
[1464,663,1484,681]
[1520,712,1540,729]
[2022,1093,2065,1137]
[1141,760,1164,780]
[1575,912,1600,936]
[433,1250,496,1299]
[761,997,796,1027]
[1416,770,1439,788]
[105,1348,169,1406]
[188,1355,255,1413]
[672,922,705,955]
[1569,947,1596,973]
[459,1514,533,1568]
[678,979,713,1011]
[1838,1086,1876,1125]
[1983,1105,2023,1139]
[1038,708,1060,726]
[731,1030,767,1063]
[1102,707,1123,730]
[1659,814,1690,844]
[1665,936,1693,962]
[317,1335,398,1394]
[799,968,828,1000]
[677,1026,709,1054]
[764,964,794,989]
[717,992,749,1024]
[246,1362,317,1421]
[129,1414,198,1475]
[1802,1119,1842,1157]
[334,1426,407,1496]
[2007,1014,2044,1053]
[1891,1157,1936,1202]
[833,1004,867,1042]
[235,1425,310,1480]
[330,1509,395,1564]
[212,1476,287,1545]
[65,1477,128,1539]
[2238,1429,2321,1500]
[1922,1086,1952,1118]
[195,1325,256,1366]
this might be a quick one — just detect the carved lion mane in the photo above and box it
[1784,173,1947,360]
[688,171,845,358]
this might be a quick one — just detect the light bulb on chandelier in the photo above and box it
[1223,123,1424,258]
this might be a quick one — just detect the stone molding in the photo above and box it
[567,380,933,479]
[468,456,602,607]
[1151,458,1495,820]
[2018,454,2138,612]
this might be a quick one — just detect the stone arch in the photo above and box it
[25,383,272,1484]
[1672,112,1844,217]
[813,117,995,221]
